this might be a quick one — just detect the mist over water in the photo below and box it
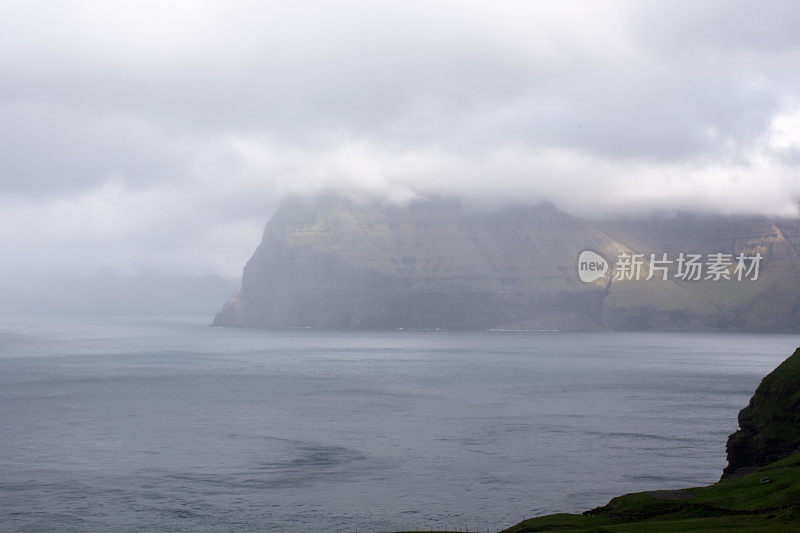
[0,317,796,532]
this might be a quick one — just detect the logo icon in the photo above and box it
[578,250,609,283]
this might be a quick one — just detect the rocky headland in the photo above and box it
[214,194,800,331]
[723,347,800,479]
[494,346,800,532]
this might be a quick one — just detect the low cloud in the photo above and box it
[1,0,799,282]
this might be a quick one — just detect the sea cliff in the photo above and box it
[497,347,800,532]
[723,347,800,479]
[214,194,800,331]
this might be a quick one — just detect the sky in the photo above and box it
[2,0,800,286]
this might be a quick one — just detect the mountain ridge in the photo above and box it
[213,194,800,331]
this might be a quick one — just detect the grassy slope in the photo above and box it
[724,347,800,478]
[499,452,800,532]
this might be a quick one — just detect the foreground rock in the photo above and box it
[214,194,800,331]
[723,347,800,479]
[491,347,800,532]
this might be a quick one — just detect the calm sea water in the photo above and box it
[0,316,797,532]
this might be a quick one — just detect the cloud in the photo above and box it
[0,0,799,282]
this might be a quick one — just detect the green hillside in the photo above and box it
[724,347,800,478]
[500,452,800,532]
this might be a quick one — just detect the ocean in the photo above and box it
[0,316,796,532]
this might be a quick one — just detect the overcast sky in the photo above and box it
[2,0,800,282]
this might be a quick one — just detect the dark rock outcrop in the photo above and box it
[723,347,800,479]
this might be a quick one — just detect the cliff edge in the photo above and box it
[722,347,800,479]
[496,347,800,532]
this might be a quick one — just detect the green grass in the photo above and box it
[497,452,800,532]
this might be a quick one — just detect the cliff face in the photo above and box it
[723,347,800,479]
[500,348,800,532]
[213,195,800,331]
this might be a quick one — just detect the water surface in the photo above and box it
[0,317,796,532]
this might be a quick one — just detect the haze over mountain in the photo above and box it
[214,194,800,331]
[2,1,800,315]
